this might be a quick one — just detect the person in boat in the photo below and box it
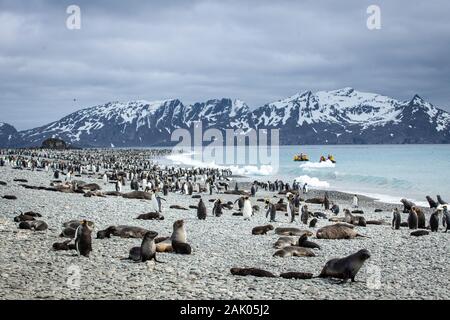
[320,155,326,162]
[327,154,336,163]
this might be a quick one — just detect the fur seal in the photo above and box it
[75,220,93,257]
[14,213,36,222]
[273,236,297,249]
[230,267,276,278]
[273,246,316,258]
[429,211,439,232]
[18,220,48,231]
[318,249,371,283]
[437,195,447,205]
[401,198,415,213]
[122,191,151,200]
[351,210,364,214]
[309,218,318,228]
[280,272,313,280]
[197,198,207,220]
[127,231,163,262]
[170,205,188,210]
[275,227,313,237]
[0,181,7,186]
[172,240,192,254]
[344,209,366,227]
[407,208,418,229]
[97,225,149,239]
[297,234,321,250]
[2,195,17,200]
[313,212,328,219]
[410,230,429,237]
[156,219,187,253]
[392,208,401,230]
[136,212,164,220]
[305,198,324,204]
[252,224,274,235]
[426,196,438,209]
[60,227,77,238]
[52,239,75,251]
[316,224,368,240]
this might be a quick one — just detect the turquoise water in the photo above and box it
[165,145,450,205]
[273,145,450,205]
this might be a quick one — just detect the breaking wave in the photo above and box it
[295,175,330,188]
[165,152,273,176]
[299,160,335,170]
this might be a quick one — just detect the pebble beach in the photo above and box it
[0,164,449,300]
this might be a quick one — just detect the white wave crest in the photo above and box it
[166,153,273,176]
[295,175,330,188]
[300,160,335,170]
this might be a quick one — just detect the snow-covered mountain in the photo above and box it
[2,88,450,147]
[0,122,24,148]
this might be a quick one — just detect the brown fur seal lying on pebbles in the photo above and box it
[230,267,276,278]
[156,220,186,253]
[97,225,149,239]
[126,231,163,263]
[14,211,41,222]
[2,195,17,200]
[0,181,7,186]
[18,220,48,231]
[252,224,274,235]
[122,191,151,200]
[344,209,367,227]
[136,212,164,220]
[280,272,314,280]
[52,239,76,251]
[273,246,316,258]
[273,237,297,249]
[309,218,318,228]
[351,210,364,214]
[374,208,383,212]
[317,249,371,283]
[410,230,429,237]
[275,227,313,237]
[297,234,321,250]
[13,178,28,183]
[313,212,328,219]
[366,219,385,225]
[169,205,188,210]
[316,223,369,239]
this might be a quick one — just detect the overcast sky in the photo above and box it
[1,0,449,130]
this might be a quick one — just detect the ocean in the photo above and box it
[164,144,450,206]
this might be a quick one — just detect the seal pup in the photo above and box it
[170,205,188,211]
[230,267,276,278]
[426,196,438,209]
[2,195,17,200]
[273,246,316,258]
[275,227,312,237]
[316,224,368,240]
[392,208,401,230]
[429,210,440,232]
[75,220,93,257]
[407,208,418,229]
[309,218,318,228]
[273,236,297,249]
[437,195,447,205]
[410,230,429,237]
[297,234,321,250]
[317,249,371,283]
[127,231,163,262]
[252,224,274,235]
[97,225,149,239]
[344,209,366,227]
[172,240,192,254]
[242,196,252,220]
[156,219,187,252]
[197,198,207,220]
[18,220,48,231]
[136,212,164,220]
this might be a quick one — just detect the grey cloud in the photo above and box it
[0,0,449,129]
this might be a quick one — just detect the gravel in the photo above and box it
[0,165,449,300]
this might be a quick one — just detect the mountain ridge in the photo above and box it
[1,88,449,147]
